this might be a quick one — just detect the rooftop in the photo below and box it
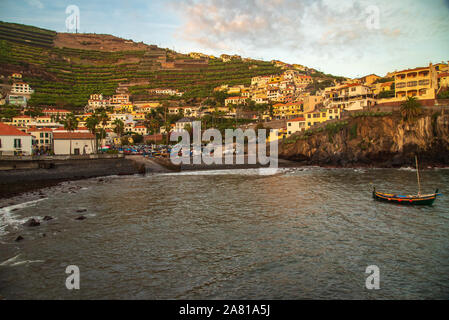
[0,123,31,136]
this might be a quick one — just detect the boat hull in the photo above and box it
[373,191,436,206]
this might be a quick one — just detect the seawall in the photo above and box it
[0,155,143,198]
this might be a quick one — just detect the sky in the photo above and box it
[0,0,448,78]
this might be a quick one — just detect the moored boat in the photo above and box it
[373,156,441,206]
[372,188,439,205]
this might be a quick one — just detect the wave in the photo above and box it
[0,254,44,267]
[161,168,288,176]
[0,198,47,237]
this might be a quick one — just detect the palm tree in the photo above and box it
[86,115,100,153]
[113,119,125,143]
[62,114,79,155]
[98,111,109,147]
[400,96,422,122]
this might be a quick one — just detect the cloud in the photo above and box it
[173,0,387,56]
[172,0,448,75]
[26,0,44,9]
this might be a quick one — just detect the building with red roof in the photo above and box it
[0,123,33,156]
[53,132,95,155]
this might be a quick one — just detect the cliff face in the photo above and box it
[279,112,449,167]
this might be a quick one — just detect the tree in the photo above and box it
[62,114,79,155]
[98,111,109,144]
[113,119,125,142]
[400,96,422,122]
[86,115,100,153]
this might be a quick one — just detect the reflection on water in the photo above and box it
[0,168,448,299]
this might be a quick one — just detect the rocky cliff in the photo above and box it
[279,111,449,167]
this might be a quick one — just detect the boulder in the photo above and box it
[23,218,40,227]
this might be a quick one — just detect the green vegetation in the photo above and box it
[378,89,395,99]
[373,77,394,84]
[0,21,282,110]
[437,88,449,99]
[325,121,348,143]
[400,96,422,122]
[0,104,21,120]
[349,123,358,140]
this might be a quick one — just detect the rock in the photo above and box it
[76,209,87,213]
[75,216,86,220]
[23,218,40,227]
[15,235,24,241]
[43,216,53,221]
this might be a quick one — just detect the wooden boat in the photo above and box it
[373,156,440,206]
[372,188,439,205]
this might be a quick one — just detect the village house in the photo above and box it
[53,132,95,155]
[27,127,53,152]
[12,115,33,126]
[110,94,130,105]
[0,123,33,156]
[387,63,439,106]
[43,108,71,119]
[359,74,380,85]
[287,117,306,135]
[7,94,27,107]
[88,93,110,110]
[11,82,34,94]
[133,125,148,135]
[225,96,247,106]
[175,117,195,132]
[326,84,376,111]
[305,110,326,129]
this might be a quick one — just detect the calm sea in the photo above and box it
[1,167,448,299]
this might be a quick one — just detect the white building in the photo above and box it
[0,123,33,156]
[286,117,306,136]
[175,117,195,132]
[11,82,34,94]
[53,132,96,155]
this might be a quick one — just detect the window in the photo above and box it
[288,123,291,126]
[40,133,44,138]
[14,139,21,148]
[0,138,2,148]
[45,133,49,138]
[322,113,326,117]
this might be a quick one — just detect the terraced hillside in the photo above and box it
[0,21,282,110]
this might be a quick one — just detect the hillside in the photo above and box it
[0,21,284,110]
[279,111,449,167]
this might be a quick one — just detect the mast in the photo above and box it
[415,155,421,195]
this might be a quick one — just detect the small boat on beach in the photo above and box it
[373,156,441,206]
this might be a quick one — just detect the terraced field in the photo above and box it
[0,21,283,110]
